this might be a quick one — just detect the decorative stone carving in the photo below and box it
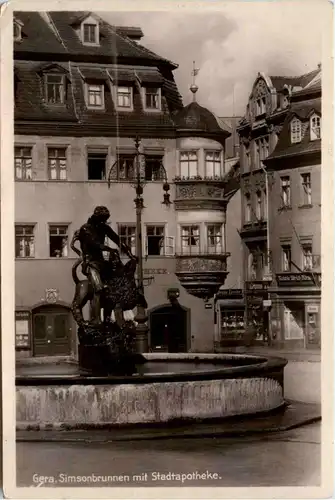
[174,179,229,211]
[254,79,268,98]
[175,255,229,299]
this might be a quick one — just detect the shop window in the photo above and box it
[15,225,35,258]
[179,151,198,178]
[220,309,245,340]
[15,311,30,349]
[180,225,200,254]
[48,147,67,180]
[87,151,107,180]
[146,225,165,256]
[15,146,32,180]
[119,225,136,255]
[49,225,68,258]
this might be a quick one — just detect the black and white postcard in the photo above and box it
[1,0,333,498]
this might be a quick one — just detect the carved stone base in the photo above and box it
[77,320,146,376]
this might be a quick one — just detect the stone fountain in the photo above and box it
[16,207,287,431]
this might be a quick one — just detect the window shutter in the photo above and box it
[165,235,175,256]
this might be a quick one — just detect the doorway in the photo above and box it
[149,305,189,353]
[32,304,72,357]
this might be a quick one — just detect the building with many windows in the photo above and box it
[264,75,321,349]
[216,66,321,348]
[14,11,240,358]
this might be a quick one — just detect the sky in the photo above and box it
[102,2,325,117]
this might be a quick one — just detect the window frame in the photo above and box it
[180,224,200,255]
[300,172,312,206]
[280,176,291,208]
[87,150,107,181]
[310,114,321,141]
[142,87,162,111]
[301,242,313,271]
[85,83,105,110]
[116,86,134,110]
[47,147,67,181]
[206,223,224,254]
[244,192,252,223]
[81,21,99,45]
[118,224,136,255]
[44,73,66,105]
[48,224,69,258]
[15,145,33,181]
[145,224,166,257]
[15,224,35,259]
[281,244,292,272]
[205,150,223,178]
[179,150,198,178]
[290,117,302,144]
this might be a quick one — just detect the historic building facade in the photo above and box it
[216,66,321,349]
[264,76,321,349]
[14,11,239,358]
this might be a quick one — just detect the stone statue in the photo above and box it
[70,206,147,375]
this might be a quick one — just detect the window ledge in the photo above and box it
[115,107,134,112]
[15,257,35,260]
[298,204,313,209]
[86,107,106,111]
[278,205,292,212]
[143,108,162,113]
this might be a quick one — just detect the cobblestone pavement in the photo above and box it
[16,423,321,488]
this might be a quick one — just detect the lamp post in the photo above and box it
[132,136,171,353]
[260,163,272,344]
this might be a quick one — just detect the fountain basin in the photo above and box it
[16,353,287,430]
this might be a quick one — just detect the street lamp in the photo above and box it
[108,137,171,353]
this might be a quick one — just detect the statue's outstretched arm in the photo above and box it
[71,230,82,257]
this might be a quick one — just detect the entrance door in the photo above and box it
[33,306,71,357]
[150,305,188,353]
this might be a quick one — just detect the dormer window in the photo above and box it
[290,117,302,144]
[310,114,321,140]
[85,83,104,109]
[83,23,98,43]
[79,16,100,45]
[116,86,133,109]
[255,96,266,117]
[45,74,65,105]
[143,87,161,111]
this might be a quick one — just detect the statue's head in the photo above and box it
[92,206,110,224]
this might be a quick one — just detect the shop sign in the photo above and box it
[263,299,272,308]
[307,305,319,313]
[245,281,270,291]
[215,289,243,300]
[276,273,321,287]
[205,303,213,309]
[15,311,30,349]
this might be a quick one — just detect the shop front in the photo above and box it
[214,289,246,350]
[269,272,321,349]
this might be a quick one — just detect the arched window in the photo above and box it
[290,118,302,144]
[310,114,321,140]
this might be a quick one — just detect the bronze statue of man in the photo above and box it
[71,206,131,323]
